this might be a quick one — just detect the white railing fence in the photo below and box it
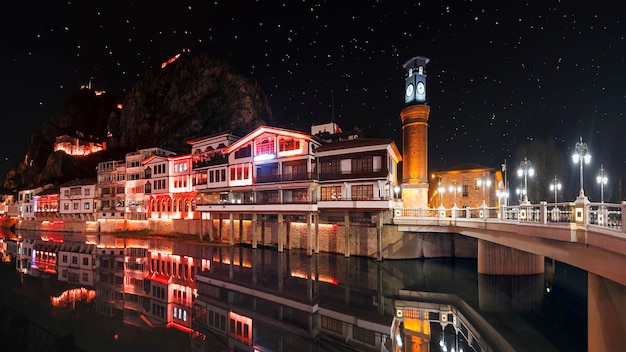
[395,201,626,233]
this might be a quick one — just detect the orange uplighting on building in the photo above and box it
[54,135,106,157]
[229,311,253,343]
[403,318,430,336]
[400,104,430,209]
[50,287,96,307]
[161,54,181,68]
[40,233,64,242]
[290,270,338,285]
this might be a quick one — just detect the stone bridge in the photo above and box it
[392,199,626,351]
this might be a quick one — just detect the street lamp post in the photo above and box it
[477,174,491,206]
[394,186,401,200]
[496,189,509,206]
[549,175,561,204]
[437,186,445,207]
[596,165,608,203]
[517,157,534,204]
[448,183,461,207]
[448,183,461,218]
[496,189,509,219]
[572,136,591,197]
[515,187,524,204]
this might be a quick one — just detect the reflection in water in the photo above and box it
[0,229,586,351]
[51,287,96,308]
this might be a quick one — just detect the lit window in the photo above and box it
[256,138,275,156]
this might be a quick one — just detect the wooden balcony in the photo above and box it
[256,172,315,184]
[318,168,389,181]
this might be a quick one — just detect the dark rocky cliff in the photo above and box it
[107,52,271,152]
[2,52,272,190]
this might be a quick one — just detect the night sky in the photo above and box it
[2,1,626,198]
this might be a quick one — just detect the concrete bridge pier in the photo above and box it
[588,272,626,351]
[477,240,544,275]
[478,273,544,313]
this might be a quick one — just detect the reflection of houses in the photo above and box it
[10,233,513,351]
[121,246,149,328]
[0,238,7,262]
[192,247,391,352]
[54,134,106,157]
[16,238,35,275]
[57,242,96,286]
[34,241,62,277]
[142,246,210,331]
[431,163,501,208]
[59,178,97,219]
[94,244,126,317]
[16,238,63,277]
[98,240,207,332]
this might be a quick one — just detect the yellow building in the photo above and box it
[430,163,503,209]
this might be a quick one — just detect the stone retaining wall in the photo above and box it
[4,216,477,259]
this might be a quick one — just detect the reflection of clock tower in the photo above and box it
[400,56,430,208]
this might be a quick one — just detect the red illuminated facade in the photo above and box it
[54,134,106,157]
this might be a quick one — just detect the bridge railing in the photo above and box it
[395,201,626,233]
[543,202,576,223]
[588,202,623,231]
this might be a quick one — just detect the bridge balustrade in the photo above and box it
[544,203,575,223]
[588,202,623,230]
[395,201,626,233]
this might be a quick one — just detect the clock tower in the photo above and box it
[400,56,430,208]
[404,56,429,104]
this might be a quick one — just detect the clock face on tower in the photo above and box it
[416,81,425,95]
[405,83,414,98]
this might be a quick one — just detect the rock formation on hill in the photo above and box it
[108,52,271,152]
[2,52,272,190]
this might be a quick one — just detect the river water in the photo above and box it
[0,229,586,351]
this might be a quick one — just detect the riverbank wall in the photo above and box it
[6,215,477,260]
